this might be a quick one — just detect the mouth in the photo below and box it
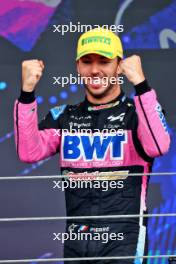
[86,77,107,89]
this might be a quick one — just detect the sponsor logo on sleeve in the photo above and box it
[155,103,168,133]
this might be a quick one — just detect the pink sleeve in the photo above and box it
[14,100,61,163]
[134,89,170,157]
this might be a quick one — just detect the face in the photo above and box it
[77,54,121,99]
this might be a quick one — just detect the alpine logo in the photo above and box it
[108,113,125,122]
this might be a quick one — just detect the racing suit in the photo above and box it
[14,80,170,263]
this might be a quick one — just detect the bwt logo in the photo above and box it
[62,133,127,161]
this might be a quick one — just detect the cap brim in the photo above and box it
[76,50,116,61]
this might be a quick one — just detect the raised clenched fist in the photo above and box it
[22,60,44,92]
[118,55,145,85]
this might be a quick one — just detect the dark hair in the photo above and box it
[117,56,122,63]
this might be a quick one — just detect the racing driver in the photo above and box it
[14,28,170,263]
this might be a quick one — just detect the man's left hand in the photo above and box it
[118,55,145,85]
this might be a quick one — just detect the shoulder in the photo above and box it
[50,104,67,120]
[50,102,82,120]
[123,96,135,109]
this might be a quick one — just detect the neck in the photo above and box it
[86,84,121,105]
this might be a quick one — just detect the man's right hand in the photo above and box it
[22,60,44,92]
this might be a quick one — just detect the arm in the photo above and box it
[134,80,170,157]
[14,90,61,163]
[119,55,170,157]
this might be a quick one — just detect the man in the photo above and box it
[14,28,170,263]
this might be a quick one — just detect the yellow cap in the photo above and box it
[76,27,123,61]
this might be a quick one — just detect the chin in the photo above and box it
[88,86,108,97]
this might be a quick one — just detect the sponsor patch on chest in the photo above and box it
[61,133,127,161]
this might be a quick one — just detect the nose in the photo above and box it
[90,63,100,76]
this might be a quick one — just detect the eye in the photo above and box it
[82,60,92,64]
[100,61,110,64]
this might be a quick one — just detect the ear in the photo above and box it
[117,60,123,75]
[76,60,80,74]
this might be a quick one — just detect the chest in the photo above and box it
[61,103,136,131]
[59,104,138,163]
